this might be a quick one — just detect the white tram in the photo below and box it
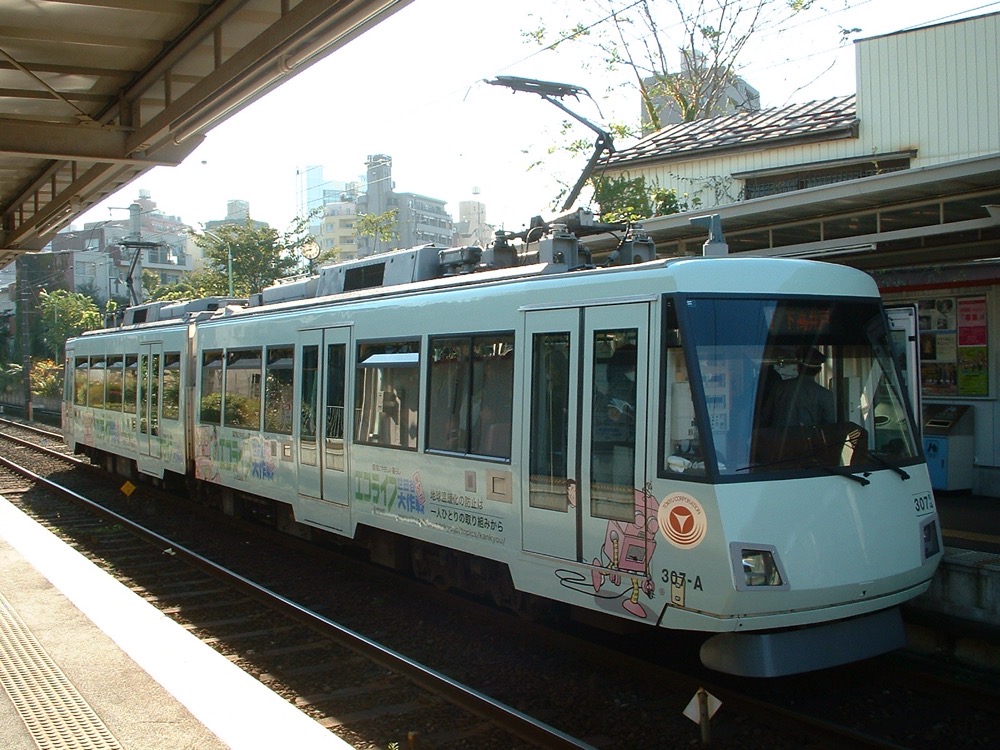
[64,223,942,676]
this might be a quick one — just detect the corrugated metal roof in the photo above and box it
[604,95,858,168]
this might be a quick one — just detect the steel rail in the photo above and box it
[0,447,596,750]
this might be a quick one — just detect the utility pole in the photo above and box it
[17,256,32,421]
[119,202,164,307]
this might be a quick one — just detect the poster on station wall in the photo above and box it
[916,296,988,397]
[957,297,988,396]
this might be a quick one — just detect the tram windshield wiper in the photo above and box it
[814,464,872,486]
[856,449,910,480]
[737,451,872,485]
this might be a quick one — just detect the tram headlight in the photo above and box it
[730,543,787,589]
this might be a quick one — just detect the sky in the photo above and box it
[75,0,1000,236]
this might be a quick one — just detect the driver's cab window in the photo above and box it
[663,348,706,476]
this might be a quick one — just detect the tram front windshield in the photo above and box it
[670,297,921,479]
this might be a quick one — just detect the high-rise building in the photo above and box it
[356,154,454,255]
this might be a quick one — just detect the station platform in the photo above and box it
[908,491,1000,667]
[0,496,352,750]
[3,488,1000,750]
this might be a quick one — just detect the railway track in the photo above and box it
[3,419,1000,749]
[0,423,586,749]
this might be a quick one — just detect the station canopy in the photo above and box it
[0,0,414,267]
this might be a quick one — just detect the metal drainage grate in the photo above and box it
[0,593,123,750]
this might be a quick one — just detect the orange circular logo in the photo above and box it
[658,493,707,549]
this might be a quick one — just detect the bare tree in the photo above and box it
[527,0,812,132]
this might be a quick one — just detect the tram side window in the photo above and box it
[660,300,706,478]
[662,350,705,475]
[225,348,262,429]
[74,357,88,405]
[123,355,138,414]
[106,356,123,410]
[355,341,420,450]
[427,333,514,459]
[200,349,224,424]
[263,346,294,434]
[162,353,181,420]
[89,356,106,408]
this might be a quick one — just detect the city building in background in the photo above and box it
[50,190,199,302]
[455,197,494,248]
[316,197,360,261]
[356,154,454,255]
[205,199,269,232]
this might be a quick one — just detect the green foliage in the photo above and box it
[356,209,399,254]
[0,364,22,395]
[590,175,651,222]
[199,393,222,424]
[38,289,103,361]
[0,358,64,400]
[190,215,313,297]
[148,269,228,302]
[590,174,701,222]
[652,187,701,215]
[30,359,63,397]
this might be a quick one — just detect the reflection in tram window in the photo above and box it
[88,356,106,408]
[354,341,420,450]
[73,357,88,405]
[263,346,294,434]
[325,343,346,470]
[224,348,262,429]
[123,354,138,414]
[106,356,123,411]
[663,349,705,475]
[162,353,180,420]
[528,332,570,511]
[200,350,223,424]
[427,333,514,459]
[591,329,638,522]
[300,345,319,466]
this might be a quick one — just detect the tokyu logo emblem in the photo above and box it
[658,493,707,548]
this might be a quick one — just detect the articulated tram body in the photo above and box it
[64,246,941,676]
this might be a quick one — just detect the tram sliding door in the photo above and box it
[137,343,161,461]
[297,327,352,533]
[522,303,650,563]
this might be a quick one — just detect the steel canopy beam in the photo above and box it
[0,118,193,166]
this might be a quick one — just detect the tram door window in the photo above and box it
[325,343,346,471]
[590,329,639,522]
[528,332,571,511]
[299,345,319,467]
[138,345,161,459]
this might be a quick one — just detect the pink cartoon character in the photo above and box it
[592,486,659,617]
